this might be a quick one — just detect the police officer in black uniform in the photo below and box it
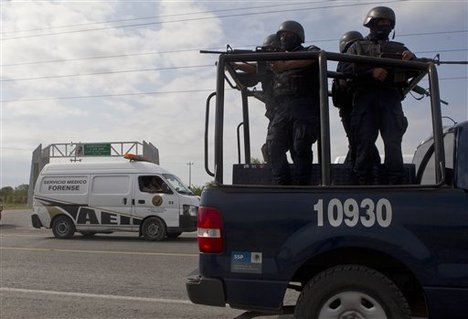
[346,7,415,184]
[269,21,320,185]
[230,34,280,163]
[332,31,381,168]
[259,34,281,163]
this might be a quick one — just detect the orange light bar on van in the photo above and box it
[124,154,150,162]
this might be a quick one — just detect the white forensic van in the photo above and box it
[31,155,199,241]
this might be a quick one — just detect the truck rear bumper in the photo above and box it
[186,273,287,312]
[31,214,43,229]
[186,275,226,307]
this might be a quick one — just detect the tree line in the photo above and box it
[0,183,208,207]
[0,184,29,205]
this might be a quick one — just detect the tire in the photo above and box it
[295,264,411,319]
[141,217,166,241]
[166,232,182,239]
[52,215,76,239]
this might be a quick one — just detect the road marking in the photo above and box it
[0,287,192,304]
[0,234,42,237]
[0,246,198,257]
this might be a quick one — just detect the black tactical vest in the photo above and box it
[352,40,410,85]
[273,46,320,99]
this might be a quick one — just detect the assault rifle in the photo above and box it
[375,44,460,104]
[416,54,468,65]
[379,42,467,65]
[412,85,449,105]
[201,45,280,89]
[379,41,407,59]
[200,44,280,55]
[380,44,467,66]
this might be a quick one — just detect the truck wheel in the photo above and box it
[295,264,411,319]
[141,217,166,241]
[52,215,76,239]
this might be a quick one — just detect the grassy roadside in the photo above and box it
[2,203,29,210]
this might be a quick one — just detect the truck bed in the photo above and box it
[233,163,416,185]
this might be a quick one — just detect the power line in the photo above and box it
[2,0,404,41]
[1,64,213,82]
[3,33,466,68]
[398,30,468,38]
[3,76,466,104]
[1,89,215,103]
[439,76,468,81]
[1,2,325,35]
[416,48,468,54]
[1,48,197,67]
[3,49,467,82]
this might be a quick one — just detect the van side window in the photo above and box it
[139,176,171,194]
[92,175,130,195]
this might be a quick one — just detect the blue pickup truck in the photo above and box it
[186,51,468,319]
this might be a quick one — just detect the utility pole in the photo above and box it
[187,162,194,188]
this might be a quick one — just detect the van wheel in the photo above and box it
[295,264,411,319]
[52,215,75,239]
[141,217,166,241]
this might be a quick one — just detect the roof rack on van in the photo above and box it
[124,153,150,162]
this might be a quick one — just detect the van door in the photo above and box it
[85,174,135,231]
[134,175,180,228]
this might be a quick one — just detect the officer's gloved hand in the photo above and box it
[402,50,415,61]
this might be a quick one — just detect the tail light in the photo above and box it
[197,206,223,253]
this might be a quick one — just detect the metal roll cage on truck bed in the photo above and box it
[206,50,446,185]
[187,50,468,319]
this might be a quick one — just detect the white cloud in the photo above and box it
[1,0,467,189]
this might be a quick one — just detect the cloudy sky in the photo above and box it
[1,0,467,189]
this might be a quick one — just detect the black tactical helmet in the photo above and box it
[263,34,280,48]
[363,6,396,29]
[276,20,305,43]
[339,31,363,53]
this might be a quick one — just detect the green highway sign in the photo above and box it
[83,143,111,156]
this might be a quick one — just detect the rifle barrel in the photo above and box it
[200,50,224,54]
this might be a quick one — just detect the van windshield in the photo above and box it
[163,174,194,195]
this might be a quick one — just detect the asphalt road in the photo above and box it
[1,209,295,319]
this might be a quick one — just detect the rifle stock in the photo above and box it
[412,85,448,105]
